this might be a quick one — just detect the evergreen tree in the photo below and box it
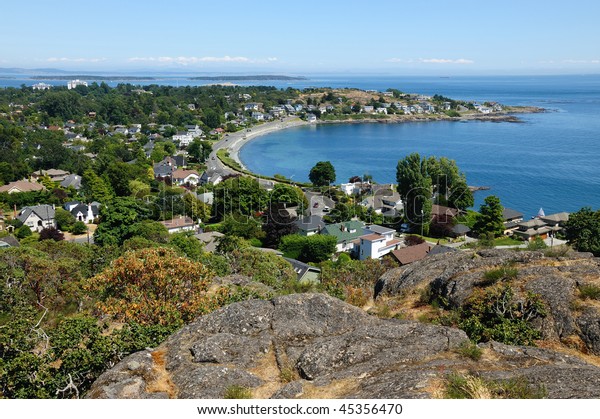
[473,195,505,238]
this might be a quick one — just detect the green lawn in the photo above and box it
[493,236,524,246]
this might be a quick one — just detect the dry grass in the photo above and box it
[300,378,360,399]
[537,339,600,368]
[248,348,284,398]
[146,349,177,398]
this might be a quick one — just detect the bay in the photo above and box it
[239,75,600,217]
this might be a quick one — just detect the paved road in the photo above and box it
[304,191,336,216]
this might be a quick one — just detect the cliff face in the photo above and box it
[88,292,600,399]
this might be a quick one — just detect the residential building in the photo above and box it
[358,225,401,260]
[321,220,366,253]
[31,169,70,182]
[172,169,201,186]
[173,132,194,147]
[503,208,524,235]
[0,180,45,194]
[199,169,223,186]
[16,205,56,232]
[160,216,198,234]
[512,219,552,241]
[294,215,325,236]
[306,114,317,123]
[67,79,88,89]
[284,258,321,284]
[32,83,52,90]
[194,231,224,253]
[390,242,432,265]
[197,192,214,205]
[64,201,101,223]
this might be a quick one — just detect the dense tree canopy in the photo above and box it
[473,195,505,238]
[564,207,600,256]
[309,161,336,186]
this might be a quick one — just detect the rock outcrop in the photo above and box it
[88,293,600,399]
[376,248,600,355]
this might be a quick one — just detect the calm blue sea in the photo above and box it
[238,75,600,217]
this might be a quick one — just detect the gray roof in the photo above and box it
[503,208,524,221]
[284,257,321,281]
[451,223,471,235]
[60,173,82,190]
[295,215,325,232]
[364,224,396,235]
[540,212,569,224]
[0,236,20,248]
[69,202,100,218]
[17,205,55,223]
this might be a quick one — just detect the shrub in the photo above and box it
[457,284,546,346]
[526,237,547,250]
[479,265,518,287]
[224,385,252,399]
[16,224,32,239]
[71,221,88,235]
[579,284,600,300]
[454,341,483,361]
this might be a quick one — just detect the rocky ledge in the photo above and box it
[87,293,600,399]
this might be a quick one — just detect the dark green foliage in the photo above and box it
[213,176,267,220]
[226,247,296,289]
[71,221,88,235]
[473,195,505,238]
[169,232,203,260]
[309,161,336,186]
[221,214,265,240]
[396,153,432,233]
[454,341,483,361]
[454,284,546,346]
[526,236,548,250]
[564,207,600,256]
[279,234,337,263]
[55,208,76,231]
[128,220,169,243]
[94,197,150,246]
[15,224,32,239]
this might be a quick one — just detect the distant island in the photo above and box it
[189,75,307,81]
[33,75,157,81]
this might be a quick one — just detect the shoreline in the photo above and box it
[227,107,544,170]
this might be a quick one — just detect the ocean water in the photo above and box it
[239,75,600,217]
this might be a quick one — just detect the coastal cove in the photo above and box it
[239,76,600,217]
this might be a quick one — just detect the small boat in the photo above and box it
[533,207,545,218]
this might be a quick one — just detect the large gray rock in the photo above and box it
[376,248,600,356]
[88,293,600,399]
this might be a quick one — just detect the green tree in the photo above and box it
[82,170,113,203]
[128,220,169,243]
[221,214,265,241]
[71,221,88,235]
[279,234,336,263]
[213,176,267,219]
[473,195,505,238]
[564,207,600,256]
[169,232,204,260]
[94,197,150,246]
[55,208,76,231]
[268,183,308,210]
[187,139,212,162]
[396,153,432,233]
[309,161,336,186]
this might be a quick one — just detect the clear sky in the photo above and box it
[1,0,599,75]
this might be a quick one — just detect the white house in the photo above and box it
[17,205,56,232]
[67,79,88,89]
[251,112,265,121]
[244,103,260,111]
[172,169,201,186]
[173,132,194,147]
[362,105,374,113]
[64,202,101,223]
[306,114,317,123]
[358,225,401,260]
[32,83,52,90]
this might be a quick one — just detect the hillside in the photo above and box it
[88,287,600,399]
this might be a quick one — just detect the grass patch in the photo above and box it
[411,234,450,244]
[279,366,299,383]
[217,149,243,171]
[454,341,483,361]
[479,264,518,287]
[224,385,252,399]
[445,373,546,399]
[492,236,523,246]
[579,284,600,300]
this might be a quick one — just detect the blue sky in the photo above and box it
[1,0,599,75]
